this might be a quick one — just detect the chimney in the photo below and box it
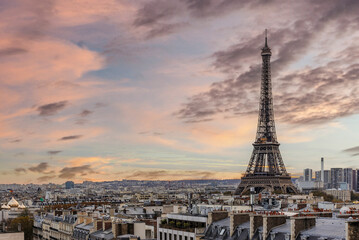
[94,219,102,231]
[207,211,228,225]
[103,220,112,231]
[109,208,115,217]
[346,219,359,240]
[320,157,324,182]
[249,214,263,239]
[77,212,86,224]
[262,214,287,239]
[112,223,119,238]
[84,217,92,225]
[290,216,315,240]
[229,212,250,236]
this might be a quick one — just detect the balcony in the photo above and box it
[159,223,205,234]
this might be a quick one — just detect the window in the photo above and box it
[179,235,182,240]
[185,236,188,240]
[164,233,167,240]
[169,233,172,240]
[174,234,177,240]
[160,232,163,240]
[190,237,193,240]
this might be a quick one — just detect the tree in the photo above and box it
[351,191,359,201]
[9,215,33,240]
[312,190,334,202]
[19,209,31,217]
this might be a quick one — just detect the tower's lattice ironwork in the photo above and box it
[235,30,298,195]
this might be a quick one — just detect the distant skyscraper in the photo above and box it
[343,168,353,190]
[330,168,343,189]
[323,170,331,189]
[315,171,321,181]
[320,157,324,183]
[354,169,359,192]
[304,168,312,182]
[65,181,75,189]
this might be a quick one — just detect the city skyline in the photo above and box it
[1,0,359,184]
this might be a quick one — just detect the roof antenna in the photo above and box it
[265,29,268,47]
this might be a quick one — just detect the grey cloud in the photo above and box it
[138,131,164,136]
[28,162,49,173]
[145,22,187,39]
[14,152,24,157]
[37,175,55,182]
[94,102,107,108]
[58,165,96,179]
[138,131,149,135]
[75,119,86,125]
[76,109,93,125]
[133,0,179,27]
[14,168,27,173]
[19,0,55,39]
[124,170,168,180]
[123,170,217,180]
[179,58,359,125]
[152,132,163,136]
[0,47,27,57]
[9,138,22,143]
[182,0,253,18]
[80,110,93,117]
[47,150,62,155]
[177,1,359,125]
[37,101,68,116]
[133,0,187,39]
[132,0,291,39]
[343,146,359,157]
[58,135,82,141]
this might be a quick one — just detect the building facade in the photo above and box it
[331,168,343,189]
[158,214,207,240]
[304,168,313,182]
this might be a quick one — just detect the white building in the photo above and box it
[0,197,27,222]
[158,214,208,240]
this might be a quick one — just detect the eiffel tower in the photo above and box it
[235,30,298,195]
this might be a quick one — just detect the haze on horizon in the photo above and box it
[1,0,359,184]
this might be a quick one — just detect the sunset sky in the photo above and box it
[1,0,359,184]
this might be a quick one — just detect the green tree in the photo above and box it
[312,190,334,202]
[351,191,359,201]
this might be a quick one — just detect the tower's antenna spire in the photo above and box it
[265,29,268,47]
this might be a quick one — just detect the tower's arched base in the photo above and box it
[235,175,298,195]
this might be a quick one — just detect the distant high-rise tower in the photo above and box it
[330,168,343,189]
[343,168,353,190]
[355,169,359,191]
[65,181,75,189]
[320,157,324,183]
[304,168,313,182]
[235,30,297,194]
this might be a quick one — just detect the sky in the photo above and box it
[1,0,359,184]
